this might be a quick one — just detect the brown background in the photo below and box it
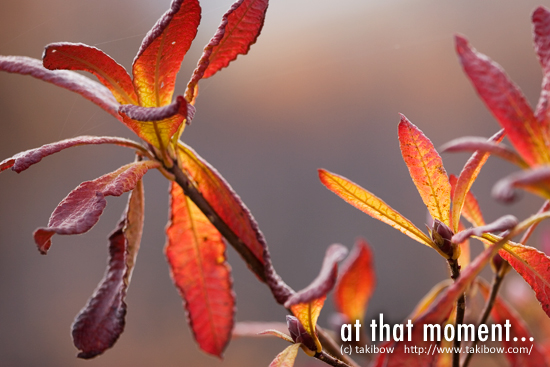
[1,0,550,366]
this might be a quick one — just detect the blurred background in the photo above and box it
[1,0,550,366]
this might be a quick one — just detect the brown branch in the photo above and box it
[448,258,465,367]
[317,327,361,367]
[315,350,354,367]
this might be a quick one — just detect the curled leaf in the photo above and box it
[165,183,235,357]
[43,42,137,105]
[456,35,550,165]
[493,166,550,202]
[133,0,201,107]
[33,160,158,254]
[318,168,434,248]
[72,179,144,359]
[0,136,143,173]
[333,238,375,323]
[533,6,550,135]
[0,55,120,119]
[118,96,188,122]
[398,114,451,226]
[452,215,518,244]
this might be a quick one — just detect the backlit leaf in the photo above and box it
[33,160,158,254]
[186,0,269,103]
[373,239,505,367]
[176,142,267,267]
[269,343,300,367]
[165,183,234,357]
[533,6,550,136]
[43,42,137,105]
[289,297,325,353]
[441,136,528,168]
[398,114,451,226]
[478,280,548,367]
[133,0,201,108]
[72,179,144,359]
[318,169,434,248]
[0,136,144,173]
[333,238,375,323]
[493,166,550,202]
[456,35,550,165]
[499,241,550,318]
[450,129,505,232]
[0,56,120,119]
[450,174,485,227]
[284,244,347,307]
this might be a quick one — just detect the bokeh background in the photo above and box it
[2,0,550,366]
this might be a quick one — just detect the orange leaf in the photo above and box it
[450,129,505,232]
[176,142,267,267]
[319,169,434,248]
[289,297,325,353]
[33,160,158,254]
[478,279,548,367]
[165,183,235,357]
[333,238,375,323]
[186,0,269,103]
[43,42,137,105]
[398,114,451,226]
[456,35,550,166]
[72,179,144,359]
[269,343,300,367]
[133,0,201,108]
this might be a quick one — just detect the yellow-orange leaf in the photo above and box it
[398,114,451,226]
[269,343,300,367]
[319,169,434,248]
[289,297,325,352]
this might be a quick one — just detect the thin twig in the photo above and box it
[448,258,465,367]
[461,263,508,367]
[315,350,353,367]
[317,327,362,367]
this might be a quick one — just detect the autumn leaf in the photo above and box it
[33,160,158,254]
[333,238,375,323]
[165,183,235,357]
[319,169,433,248]
[455,35,550,166]
[0,136,144,173]
[478,279,548,367]
[269,343,300,367]
[132,0,201,108]
[43,42,137,105]
[186,0,269,103]
[493,166,550,202]
[451,215,518,244]
[533,6,550,136]
[398,114,451,226]
[72,179,144,359]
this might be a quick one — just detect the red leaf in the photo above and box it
[441,136,527,168]
[166,183,235,357]
[450,129,506,232]
[455,35,550,166]
[72,179,144,359]
[0,56,121,119]
[493,166,550,202]
[33,160,158,254]
[533,6,550,134]
[43,42,137,105]
[398,114,451,226]
[118,95,188,122]
[0,136,143,173]
[133,0,201,108]
[333,238,375,323]
[176,142,267,267]
[186,0,269,103]
[499,241,550,318]
[373,241,503,367]
[284,244,348,307]
[478,280,548,367]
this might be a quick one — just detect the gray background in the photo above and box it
[1,0,550,366]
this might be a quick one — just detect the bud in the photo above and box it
[431,219,456,258]
[286,315,317,353]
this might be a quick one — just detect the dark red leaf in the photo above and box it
[34,160,158,254]
[284,244,348,307]
[333,238,375,323]
[186,0,269,103]
[166,183,235,357]
[72,179,144,359]
[118,95,187,122]
[43,42,137,105]
[0,56,121,119]
[478,280,548,367]
[452,215,518,244]
[441,136,527,168]
[533,6,550,134]
[133,0,201,108]
[493,166,550,202]
[455,35,550,166]
[0,136,143,173]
